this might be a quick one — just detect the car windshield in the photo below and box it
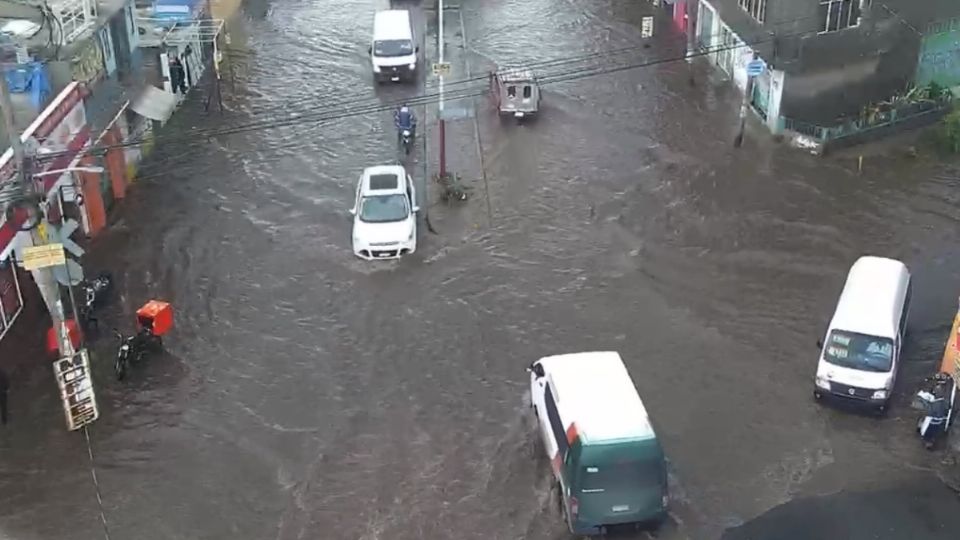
[579,461,664,494]
[822,330,894,372]
[359,194,409,223]
[374,39,413,57]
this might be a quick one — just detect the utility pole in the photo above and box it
[0,70,70,352]
[734,52,758,148]
[438,0,446,177]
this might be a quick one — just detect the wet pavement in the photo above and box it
[3,0,960,539]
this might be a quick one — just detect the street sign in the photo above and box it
[54,350,99,431]
[52,259,84,286]
[641,16,654,38]
[747,59,766,77]
[53,218,85,257]
[22,243,65,270]
[432,62,451,77]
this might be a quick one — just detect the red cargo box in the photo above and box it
[137,300,174,336]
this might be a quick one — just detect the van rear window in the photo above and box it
[580,461,663,493]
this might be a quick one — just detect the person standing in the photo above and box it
[0,367,9,425]
[169,54,187,95]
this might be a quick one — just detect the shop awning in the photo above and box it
[130,85,177,123]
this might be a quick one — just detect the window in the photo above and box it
[522,85,531,99]
[738,0,766,23]
[544,385,569,458]
[899,282,912,336]
[507,85,516,98]
[822,330,894,372]
[820,0,862,33]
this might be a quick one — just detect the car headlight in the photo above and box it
[373,65,381,73]
[408,63,416,70]
[872,389,887,400]
[815,375,830,390]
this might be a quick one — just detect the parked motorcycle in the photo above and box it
[112,300,173,381]
[912,372,957,450]
[77,272,113,331]
[113,327,163,381]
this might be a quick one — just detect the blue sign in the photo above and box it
[747,59,766,77]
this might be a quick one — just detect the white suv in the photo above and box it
[350,165,419,259]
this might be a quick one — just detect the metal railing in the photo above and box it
[779,97,952,143]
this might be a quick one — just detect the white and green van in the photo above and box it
[528,351,668,535]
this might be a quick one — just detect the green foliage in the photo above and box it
[940,108,960,153]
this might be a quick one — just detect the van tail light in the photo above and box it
[661,494,669,508]
[569,496,579,518]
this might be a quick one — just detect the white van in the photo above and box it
[370,10,418,83]
[527,352,668,535]
[814,256,912,413]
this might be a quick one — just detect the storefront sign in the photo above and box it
[54,349,99,430]
[0,258,23,340]
[0,83,91,261]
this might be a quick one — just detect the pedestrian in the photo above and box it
[169,54,187,95]
[0,367,9,426]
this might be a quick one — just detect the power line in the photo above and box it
[34,23,818,165]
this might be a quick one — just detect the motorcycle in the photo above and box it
[77,272,113,330]
[113,327,163,381]
[912,372,957,450]
[400,128,413,155]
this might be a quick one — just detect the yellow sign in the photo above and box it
[23,244,66,270]
[432,62,451,77]
[36,221,48,243]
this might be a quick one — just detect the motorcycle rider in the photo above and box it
[394,104,417,144]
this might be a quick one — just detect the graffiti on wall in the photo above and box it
[71,38,105,84]
[917,17,960,88]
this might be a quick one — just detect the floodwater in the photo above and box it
[2,0,960,539]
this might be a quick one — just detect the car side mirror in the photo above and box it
[349,207,356,216]
[367,46,372,55]
[527,363,545,378]
[412,205,420,213]
[415,46,420,53]
[816,339,823,349]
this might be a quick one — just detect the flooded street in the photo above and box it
[2,0,960,539]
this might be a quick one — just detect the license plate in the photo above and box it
[377,252,392,258]
[390,76,400,81]
[612,505,630,512]
[514,112,524,118]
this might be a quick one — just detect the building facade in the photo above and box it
[696,0,960,132]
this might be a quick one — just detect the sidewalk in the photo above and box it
[422,5,489,235]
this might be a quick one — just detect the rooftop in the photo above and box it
[831,256,910,338]
[539,351,655,443]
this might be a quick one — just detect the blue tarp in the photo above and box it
[152,0,202,26]
[3,62,51,110]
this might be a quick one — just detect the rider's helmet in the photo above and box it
[399,104,410,113]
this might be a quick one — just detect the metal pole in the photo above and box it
[438,0,446,177]
[734,54,757,148]
[0,70,70,356]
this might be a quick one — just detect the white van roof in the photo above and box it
[830,256,910,339]
[538,351,655,443]
[373,10,413,41]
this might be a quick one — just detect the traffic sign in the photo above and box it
[22,243,66,270]
[432,62,451,77]
[747,59,766,77]
[52,259,84,286]
[54,219,85,257]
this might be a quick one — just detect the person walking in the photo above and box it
[169,54,187,95]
